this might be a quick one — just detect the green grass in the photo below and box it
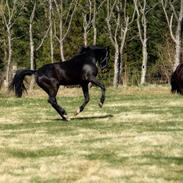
[0,86,183,183]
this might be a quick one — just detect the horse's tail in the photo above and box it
[9,69,36,97]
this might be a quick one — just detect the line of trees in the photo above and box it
[0,0,182,88]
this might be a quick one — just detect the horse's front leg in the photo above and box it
[75,83,90,115]
[89,77,105,108]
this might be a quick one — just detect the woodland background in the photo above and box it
[0,0,182,88]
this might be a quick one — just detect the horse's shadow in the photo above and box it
[54,114,113,121]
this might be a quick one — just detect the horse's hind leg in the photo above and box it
[37,77,69,120]
[89,77,105,108]
[48,95,69,121]
[75,83,90,115]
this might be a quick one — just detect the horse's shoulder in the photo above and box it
[69,54,88,63]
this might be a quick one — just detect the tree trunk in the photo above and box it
[119,25,128,85]
[173,0,183,70]
[49,0,54,63]
[5,27,12,89]
[140,41,148,84]
[83,13,88,46]
[60,41,65,61]
[59,1,65,61]
[30,21,34,71]
[93,27,97,45]
[29,2,36,91]
[84,27,88,46]
[29,25,35,91]
[174,39,181,71]
[59,15,65,61]
[93,0,97,45]
[118,52,123,84]
[113,47,120,88]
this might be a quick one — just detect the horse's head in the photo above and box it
[79,45,109,69]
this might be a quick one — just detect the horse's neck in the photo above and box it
[69,51,98,65]
[87,53,97,64]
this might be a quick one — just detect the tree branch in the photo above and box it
[36,25,51,51]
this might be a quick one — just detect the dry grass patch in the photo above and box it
[0,85,183,183]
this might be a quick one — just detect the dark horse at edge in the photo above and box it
[9,45,109,121]
[171,63,183,95]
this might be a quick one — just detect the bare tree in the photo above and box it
[92,0,97,45]
[29,1,36,72]
[2,0,18,88]
[81,0,106,46]
[106,0,135,87]
[29,1,50,90]
[48,0,54,63]
[133,0,148,85]
[81,0,92,46]
[53,0,78,61]
[156,35,174,82]
[161,0,183,71]
[93,0,106,45]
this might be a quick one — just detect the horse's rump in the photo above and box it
[171,63,183,94]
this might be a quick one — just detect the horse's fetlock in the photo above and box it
[62,110,67,115]
[98,102,103,108]
[75,108,81,116]
[62,114,70,121]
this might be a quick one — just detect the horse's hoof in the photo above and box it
[74,108,80,116]
[63,115,70,121]
[98,102,103,108]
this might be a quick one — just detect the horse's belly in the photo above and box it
[59,77,81,85]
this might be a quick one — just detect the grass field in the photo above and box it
[0,85,183,183]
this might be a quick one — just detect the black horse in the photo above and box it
[171,63,183,94]
[9,45,109,120]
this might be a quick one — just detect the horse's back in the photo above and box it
[36,51,99,86]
